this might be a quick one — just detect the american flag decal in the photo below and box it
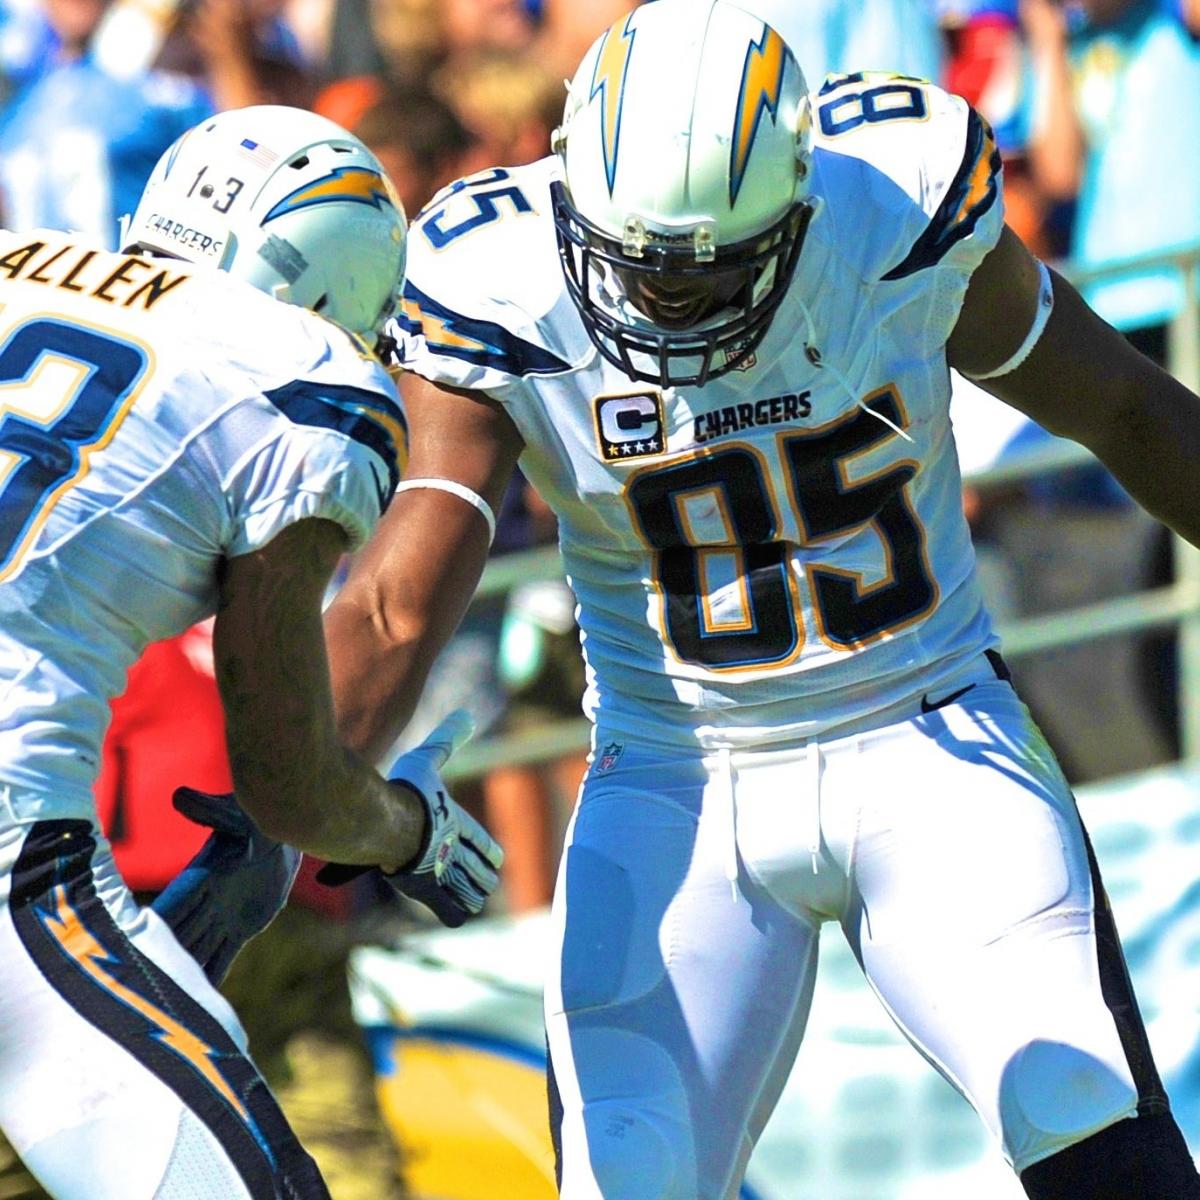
[238,138,279,170]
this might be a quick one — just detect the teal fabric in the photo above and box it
[1070,1,1200,329]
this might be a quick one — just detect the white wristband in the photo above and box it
[392,478,496,545]
[964,258,1055,381]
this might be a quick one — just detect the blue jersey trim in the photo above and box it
[399,283,571,377]
[881,107,1001,282]
[262,380,406,506]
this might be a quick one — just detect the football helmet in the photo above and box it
[551,0,814,388]
[123,105,407,346]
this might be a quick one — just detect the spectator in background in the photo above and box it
[1165,0,1200,34]
[0,0,314,245]
[95,624,229,898]
[439,0,536,56]
[1023,0,1200,761]
[534,0,637,76]
[0,0,210,245]
[431,45,561,176]
[352,86,475,216]
[746,0,943,85]
[939,0,1061,257]
[326,0,536,89]
[156,0,317,110]
[1025,0,1200,357]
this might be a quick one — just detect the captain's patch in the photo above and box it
[594,390,666,462]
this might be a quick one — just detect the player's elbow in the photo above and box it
[326,587,432,757]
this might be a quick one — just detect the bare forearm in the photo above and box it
[218,634,423,866]
[322,373,523,765]
[988,273,1200,546]
[325,590,438,766]
[1070,373,1200,547]
[215,518,425,870]
[325,467,508,765]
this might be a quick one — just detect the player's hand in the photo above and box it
[151,787,301,986]
[316,710,504,927]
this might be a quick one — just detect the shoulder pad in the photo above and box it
[396,159,591,390]
[809,75,1002,284]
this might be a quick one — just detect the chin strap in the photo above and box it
[796,296,914,443]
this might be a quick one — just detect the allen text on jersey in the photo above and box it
[0,241,190,311]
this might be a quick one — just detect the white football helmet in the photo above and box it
[551,0,814,387]
[123,105,407,346]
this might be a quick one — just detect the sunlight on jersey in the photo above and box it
[0,356,92,493]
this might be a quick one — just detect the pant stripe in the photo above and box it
[10,819,329,1200]
[1078,813,1169,1118]
[545,1037,564,1191]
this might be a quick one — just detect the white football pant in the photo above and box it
[0,808,328,1199]
[546,660,1164,1199]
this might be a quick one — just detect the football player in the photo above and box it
[0,105,499,1199]
[323,2,1200,1197]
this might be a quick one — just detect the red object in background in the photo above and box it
[95,621,348,916]
[95,623,229,892]
[945,14,1019,111]
[312,75,386,131]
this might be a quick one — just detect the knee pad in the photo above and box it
[1020,1112,1200,1200]
[575,1099,689,1200]
[1000,1037,1141,1167]
[549,1022,696,1199]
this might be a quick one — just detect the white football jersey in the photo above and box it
[0,229,406,814]
[393,76,1005,747]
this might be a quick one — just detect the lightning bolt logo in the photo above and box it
[264,167,396,223]
[400,298,493,357]
[162,129,192,180]
[731,26,788,205]
[39,886,249,1120]
[590,14,637,196]
[952,123,999,229]
[346,395,409,478]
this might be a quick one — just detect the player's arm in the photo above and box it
[324,372,525,764]
[213,514,424,870]
[947,224,1200,548]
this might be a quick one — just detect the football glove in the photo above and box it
[316,709,504,928]
[151,787,301,987]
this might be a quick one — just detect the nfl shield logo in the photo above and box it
[596,742,624,772]
[724,338,757,372]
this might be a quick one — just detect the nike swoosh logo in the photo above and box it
[919,683,976,714]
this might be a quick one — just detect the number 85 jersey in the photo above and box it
[393,77,1006,749]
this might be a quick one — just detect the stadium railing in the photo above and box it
[442,243,1200,780]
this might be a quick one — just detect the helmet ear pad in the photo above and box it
[124,105,407,344]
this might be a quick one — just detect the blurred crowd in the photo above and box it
[0,0,1198,1194]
